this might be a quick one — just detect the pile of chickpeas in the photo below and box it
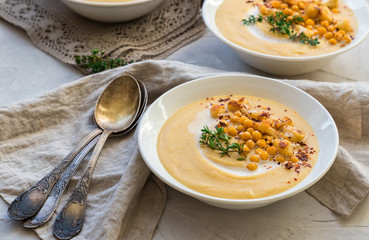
[210,97,309,171]
[257,0,353,46]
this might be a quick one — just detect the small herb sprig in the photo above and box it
[242,15,263,25]
[242,11,320,46]
[200,125,245,161]
[74,48,134,73]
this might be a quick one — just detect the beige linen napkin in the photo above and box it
[1,60,369,240]
[0,0,205,70]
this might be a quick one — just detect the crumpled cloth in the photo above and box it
[0,60,368,240]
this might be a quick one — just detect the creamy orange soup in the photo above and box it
[215,0,358,57]
[157,95,319,199]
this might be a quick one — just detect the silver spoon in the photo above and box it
[23,79,147,228]
[7,75,140,221]
[22,136,100,228]
[53,75,141,239]
[7,128,102,221]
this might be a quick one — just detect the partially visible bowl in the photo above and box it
[202,0,369,75]
[137,74,339,209]
[62,0,164,22]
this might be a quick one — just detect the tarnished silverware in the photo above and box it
[24,79,147,229]
[23,136,100,228]
[7,128,102,221]
[53,75,141,239]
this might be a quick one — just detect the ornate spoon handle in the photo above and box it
[23,136,100,228]
[53,131,111,240]
[7,128,103,221]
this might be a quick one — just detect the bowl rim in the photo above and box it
[138,74,339,205]
[64,0,156,7]
[202,0,369,62]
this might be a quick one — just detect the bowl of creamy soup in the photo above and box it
[202,0,369,75]
[62,0,164,22]
[138,74,339,209]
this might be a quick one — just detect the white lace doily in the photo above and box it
[0,0,205,71]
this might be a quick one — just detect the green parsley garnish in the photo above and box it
[242,11,320,46]
[74,48,134,73]
[199,125,246,161]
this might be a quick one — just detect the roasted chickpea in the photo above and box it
[290,156,299,163]
[246,162,258,170]
[282,8,291,15]
[280,3,288,9]
[246,140,256,149]
[266,146,277,155]
[259,151,269,160]
[234,111,242,117]
[291,5,299,12]
[228,127,237,136]
[328,38,337,45]
[259,4,272,15]
[239,131,251,141]
[217,120,229,128]
[321,20,330,28]
[338,30,346,35]
[305,19,315,26]
[242,119,254,128]
[239,116,248,123]
[305,3,319,18]
[276,156,286,163]
[271,1,281,9]
[237,125,246,132]
[278,139,293,156]
[230,115,240,123]
[249,155,260,163]
[324,32,333,39]
[210,104,225,118]
[255,148,263,155]
[243,145,250,153]
[227,100,240,112]
[252,131,262,141]
[256,139,267,148]
[316,26,327,35]
[273,139,280,147]
[342,35,352,43]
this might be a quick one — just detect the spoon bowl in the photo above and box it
[104,79,148,137]
[95,76,140,131]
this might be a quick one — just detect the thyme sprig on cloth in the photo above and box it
[242,11,320,46]
[200,126,245,160]
[74,48,134,73]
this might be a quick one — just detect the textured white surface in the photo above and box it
[1,8,369,239]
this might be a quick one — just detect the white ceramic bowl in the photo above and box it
[62,0,164,22]
[138,74,339,209]
[202,0,369,76]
